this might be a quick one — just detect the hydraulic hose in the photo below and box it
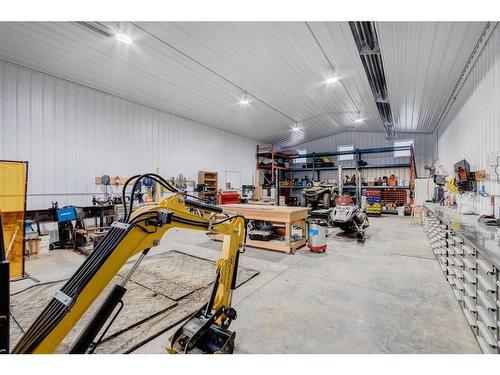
[184,198,223,213]
[11,223,131,353]
[122,173,213,223]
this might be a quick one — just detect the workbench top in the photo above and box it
[424,203,500,267]
[221,204,307,213]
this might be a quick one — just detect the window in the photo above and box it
[294,149,307,164]
[338,144,354,161]
[394,139,414,157]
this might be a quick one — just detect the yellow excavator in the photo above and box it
[10,173,247,354]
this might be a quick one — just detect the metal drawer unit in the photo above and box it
[425,213,448,272]
[423,207,500,354]
[475,254,498,353]
[446,231,466,305]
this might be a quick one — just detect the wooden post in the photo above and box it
[285,222,291,246]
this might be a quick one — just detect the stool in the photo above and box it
[410,205,424,225]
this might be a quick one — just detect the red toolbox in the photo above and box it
[220,190,241,205]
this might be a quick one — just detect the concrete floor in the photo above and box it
[11,215,480,353]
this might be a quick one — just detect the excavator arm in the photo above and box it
[12,176,246,354]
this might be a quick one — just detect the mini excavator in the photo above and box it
[10,173,247,354]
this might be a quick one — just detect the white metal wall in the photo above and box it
[436,25,500,215]
[292,131,436,182]
[0,61,258,209]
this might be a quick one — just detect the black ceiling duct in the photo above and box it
[75,22,121,38]
[349,21,396,139]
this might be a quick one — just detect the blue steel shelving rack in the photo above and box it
[289,145,417,208]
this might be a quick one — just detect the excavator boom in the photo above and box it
[11,175,246,354]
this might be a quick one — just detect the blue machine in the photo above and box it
[25,220,37,235]
[57,207,77,223]
[51,207,77,250]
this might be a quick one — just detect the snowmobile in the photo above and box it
[330,195,369,241]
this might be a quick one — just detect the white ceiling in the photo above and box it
[0,21,486,146]
[377,21,487,133]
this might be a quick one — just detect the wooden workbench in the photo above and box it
[211,204,308,253]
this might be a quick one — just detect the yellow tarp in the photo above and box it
[0,161,27,278]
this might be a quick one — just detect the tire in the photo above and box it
[322,193,330,208]
[300,195,307,207]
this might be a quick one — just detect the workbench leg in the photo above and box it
[285,223,291,246]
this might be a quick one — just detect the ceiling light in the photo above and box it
[291,123,301,132]
[239,92,250,105]
[326,76,338,84]
[325,68,338,84]
[116,33,132,44]
[353,118,364,124]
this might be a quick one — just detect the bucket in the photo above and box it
[397,206,405,216]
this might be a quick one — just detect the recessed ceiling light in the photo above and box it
[239,92,250,105]
[353,118,364,124]
[116,33,132,44]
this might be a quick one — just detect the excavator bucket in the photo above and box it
[167,306,236,354]
[194,325,235,354]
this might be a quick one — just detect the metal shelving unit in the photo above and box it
[289,145,417,206]
[292,163,411,172]
[292,185,410,190]
[256,145,293,205]
[289,146,414,175]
